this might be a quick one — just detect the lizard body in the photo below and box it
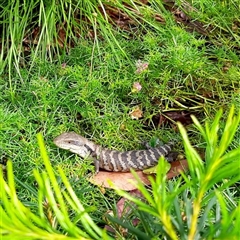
[54,132,174,172]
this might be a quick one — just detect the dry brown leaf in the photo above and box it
[102,160,189,234]
[167,159,188,179]
[154,111,192,127]
[90,160,188,190]
[129,106,143,120]
[89,170,150,191]
[104,189,142,234]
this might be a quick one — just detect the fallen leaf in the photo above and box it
[129,106,143,120]
[104,189,142,234]
[152,111,193,127]
[89,171,150,191]
[143,160,171,174]
[166,160,188,179]
[90,160,188,190]
[115,189,143,218]
[102,160,189,234]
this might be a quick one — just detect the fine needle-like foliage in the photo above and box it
[0,107,239,239]
[0,0,161,77]
[0,134,113,240]
[111,106,240,239]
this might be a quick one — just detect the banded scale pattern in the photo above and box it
[54,132,174,172]
[96,143,174,172]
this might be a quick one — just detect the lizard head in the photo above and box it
[54,132,96,158]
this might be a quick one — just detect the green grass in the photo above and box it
[1,108,239,239]
[0,0,240,239]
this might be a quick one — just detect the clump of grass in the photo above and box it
[111,106,240,239]
[0,133,113,240]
